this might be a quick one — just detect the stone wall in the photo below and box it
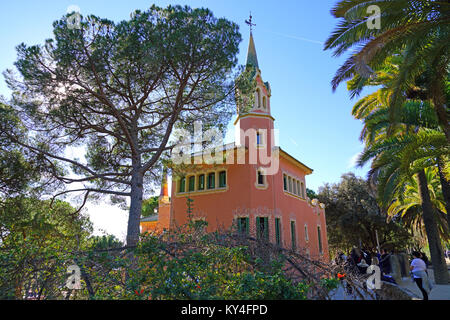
[376,282,417,300]
[389,254,402,284]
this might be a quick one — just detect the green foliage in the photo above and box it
[89,235,124,250]
[317,173,413,254]
[0,197,93,299]
[325,0,450,139]
[1,208,338,300]
[0,103,62,197]
[306,188,317,200]
[141,196,159,218]
[123,234,312,300]
[386,167,449,241]
[349,60,449,243]
[319,278,340,291]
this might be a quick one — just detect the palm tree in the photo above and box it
[347,54,450,283]
[325,0,450,141]
[349,56,450,232]
[387,167,449,241]
[359,129,449,283]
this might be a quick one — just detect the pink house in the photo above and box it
[141,31,329,261]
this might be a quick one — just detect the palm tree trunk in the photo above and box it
[430,58,450,143]
[417,170,449,284]
[437,157,450,233]
[434,100,450,143]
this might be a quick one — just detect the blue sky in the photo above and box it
[0,1,370,237]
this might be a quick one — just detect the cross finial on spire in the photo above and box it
[245,12,256,32]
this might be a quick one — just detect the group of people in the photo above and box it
[335,248,392,277]
[335,247,433,300]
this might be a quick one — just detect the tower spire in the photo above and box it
[245,13,259,69]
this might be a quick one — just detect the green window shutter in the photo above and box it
[208,173,215,189]
[188,176,195,192]
[256,217,269,241]
[275,218,281,246]
[238,218,243,233]
[198,174,205,190]
[318,226,323,254]
[291,221,296,251]
[179,177,186,193]
[219,171,226,188]
[264,217,269,241]
[237,217,249,235]
[283,175,287,191]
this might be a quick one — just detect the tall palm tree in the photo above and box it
[348,56,450,283]
[387,167,449,241]
[349,56,450,231]
[359,129,449,283]
[325,0,450,141]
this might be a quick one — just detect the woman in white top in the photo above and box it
[410,251,429,300]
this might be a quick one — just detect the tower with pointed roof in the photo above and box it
[235,30,275,152]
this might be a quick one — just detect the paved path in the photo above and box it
[397,259,450,300]
[330,259,450,300]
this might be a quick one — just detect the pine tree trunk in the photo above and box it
[417,170,450,284]
[126,166,144,247]
[437,157,450,234]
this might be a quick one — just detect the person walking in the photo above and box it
[410,251,431,300]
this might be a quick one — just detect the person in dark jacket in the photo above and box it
[379,249,391,275]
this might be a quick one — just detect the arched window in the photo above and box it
[263,96,267,109]
[257,170,265,186]
[256,88,261,108]
[317,225,323,254]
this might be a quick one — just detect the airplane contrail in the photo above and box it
[261,29,324,45]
